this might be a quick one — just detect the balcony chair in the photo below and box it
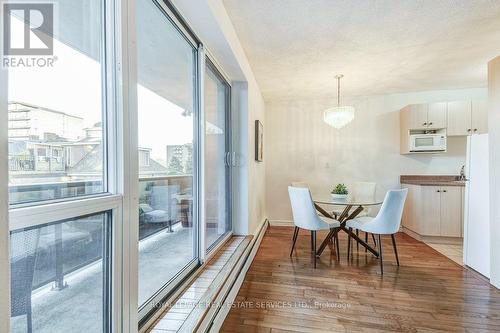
[145,185,180,233]
[10,228,41,333]
[345,188,408,274]
[288,186,341,267]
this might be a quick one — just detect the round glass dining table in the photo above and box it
[313,196,383,207]
[312,195,383,257]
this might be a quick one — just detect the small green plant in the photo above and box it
[331,183,348,195]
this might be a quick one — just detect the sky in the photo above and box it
[8,15,193,162]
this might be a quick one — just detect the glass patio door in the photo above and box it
[204,60,231,251]
[136,0,198,318]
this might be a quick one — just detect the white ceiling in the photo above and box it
[223,0,500,101]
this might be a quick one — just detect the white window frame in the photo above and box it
[203,52,234,259]
[1,0,129,331]
[135,0,204,322]
[0,28,11,332]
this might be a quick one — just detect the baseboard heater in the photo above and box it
[199,219,269,333]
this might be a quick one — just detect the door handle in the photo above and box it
[232,152,237,167]
[224,152,231,167]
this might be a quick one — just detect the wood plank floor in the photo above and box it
[220,227,500,333]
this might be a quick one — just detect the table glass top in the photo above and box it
[313,195,383,206]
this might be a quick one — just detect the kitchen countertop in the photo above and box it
[400,175,466,187]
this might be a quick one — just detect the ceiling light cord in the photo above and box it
[335,74,343,107]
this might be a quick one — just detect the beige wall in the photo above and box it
[266,88,486,223]
[247,85,266,234]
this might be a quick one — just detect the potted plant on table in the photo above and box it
[331,183,349,200]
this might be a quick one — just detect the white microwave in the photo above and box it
[409,133,446,152]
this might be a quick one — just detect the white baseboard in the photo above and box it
[268,219,293,227]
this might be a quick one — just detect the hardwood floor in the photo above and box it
[221,227,500,332]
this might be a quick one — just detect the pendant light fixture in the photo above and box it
[323,74,355,129]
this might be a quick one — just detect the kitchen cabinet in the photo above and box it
[471,100,488,134]
[420,186,441,236]
[447,100,488,136]
[427,102,447,129]
[401,184,463,238]
[407,103,447,130]
[401,184,419,231]
[447,101,471,136]
[408,104,429,129]
[440,186,463,237]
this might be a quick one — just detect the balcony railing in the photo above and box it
[9,175,194,295]
[9,155,35,171]
[9,155,65,173]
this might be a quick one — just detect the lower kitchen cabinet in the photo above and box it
[401,184,463,238]
[421,186,441,236]
[439,186,463,237]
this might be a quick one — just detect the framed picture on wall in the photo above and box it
[255,120,263,162]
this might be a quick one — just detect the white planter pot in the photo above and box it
[330,193,348,200]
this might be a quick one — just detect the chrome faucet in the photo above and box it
[459,165,466,181]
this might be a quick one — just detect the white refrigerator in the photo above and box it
[464,134,490,277]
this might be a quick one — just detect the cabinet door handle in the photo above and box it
[474,128,478,132]
[428,122,433,126]
[443,190,447,193]
[423,122,427,126]
[467,129,471,132]
[437,190,441,192]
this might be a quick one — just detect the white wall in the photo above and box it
[266,88,486,223]
[488,57,500,289]
[172,0,267,235]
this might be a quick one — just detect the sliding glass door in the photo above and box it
[136,0,199,316]
[204,60,232,250]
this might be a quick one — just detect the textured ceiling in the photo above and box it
[223,0,500,101]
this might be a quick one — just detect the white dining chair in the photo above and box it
[290,181,340,255]
[342,182,378,255]
[345,188,408,274]
[291,181,309,188]
[288,186,341,267]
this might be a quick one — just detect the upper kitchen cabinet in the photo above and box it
[427,102,447,129]
[447,100,488,136]
[406,103,446,129]
[408,104,429,129]
[471,100,488,134]
[447,101,471,136]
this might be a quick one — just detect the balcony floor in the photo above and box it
[11,224,223,333]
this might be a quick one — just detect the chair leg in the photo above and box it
[311,231,314,253]
[371,233,377,247]
[347,227,352,260]
[377,234,383,275]
[330,234,335,255]
[365,232,368,252]
[290,226,299,257]
[356,229,359,251]
[312,231,317,269]
[391,234,400,266]
[335,230,340,261]
[27,309,32,333]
